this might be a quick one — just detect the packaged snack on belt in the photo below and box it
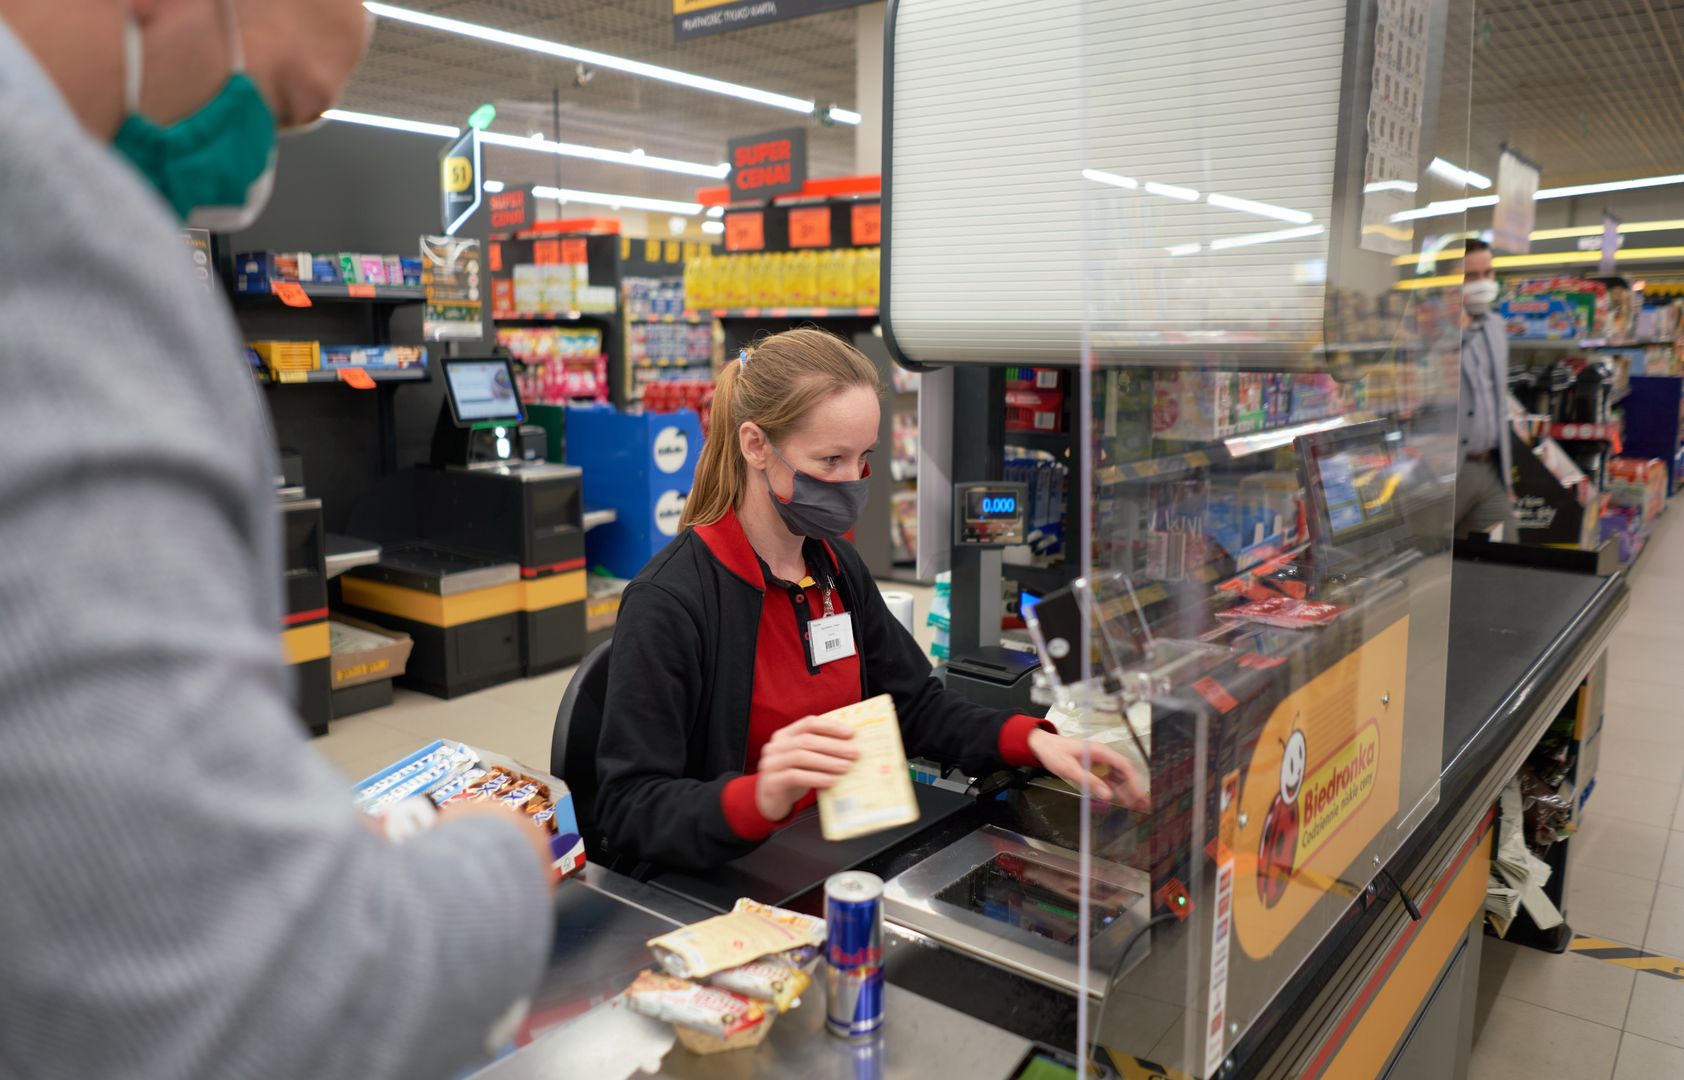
[648,907,825,979]
[498,781,544,809]
[425,767,486,806]
[362,753,478,815]
[779,945,821,973]
[624,970,766,1039]
[457,769,515,802]
[731,898,828,943]
[708,958,809,1012]
[526,800,557,831]
[353,741,475,812]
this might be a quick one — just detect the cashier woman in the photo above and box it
[597,329,1147,870]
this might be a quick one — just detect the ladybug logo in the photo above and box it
[1257,729,1306,908]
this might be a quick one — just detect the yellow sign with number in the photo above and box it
[443,156,474,194]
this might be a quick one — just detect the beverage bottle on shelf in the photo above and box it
[857,247,881,307]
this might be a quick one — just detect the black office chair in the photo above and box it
[552,640,612,860]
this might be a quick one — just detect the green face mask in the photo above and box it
[113,4,278,230]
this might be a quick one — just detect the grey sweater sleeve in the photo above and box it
[0,96,553,1078]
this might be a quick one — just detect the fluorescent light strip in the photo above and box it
[1144,180,1200,202]
[1206,192,1313,225]
[1390,195,1498,222]
[321,108,459,137]
[482,180,505,193]
[701,220,726,235]
[705,206,725,219]
[1427,157,1492,189]
[1082,168,1138,190]
[531,185,702,215]
[1226,417,1348,458]
[479,130,728,178]
[364,2,855,123]
[1364,179,1419,194]
[1392,218,1684,264]
[1165,242,1202,256]
[829,108,862,125]
[1535,172,1684,200]
[1207,224,1325,250]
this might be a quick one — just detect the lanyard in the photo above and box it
[799,571,837,617]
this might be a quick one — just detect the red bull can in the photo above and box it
[824,871,884,1039]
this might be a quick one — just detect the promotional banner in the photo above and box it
[673,0,870,41]
[1493,149,1541,254]
[487,187,532,233]
[728,128,808,200]
[441,129,482,236]
[421,235,483,341]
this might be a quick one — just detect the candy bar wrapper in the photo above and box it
[352,741,476,814]
[649,908,824,979]
[674,1015,776,1056]
[731,898,827,944]
[708,958,809,1013]
[779,946,821,973]
[624,971,765,1040]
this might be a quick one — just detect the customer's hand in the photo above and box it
[754,716,859,821]
[1027,729,1150,811]
[438,799,558,891]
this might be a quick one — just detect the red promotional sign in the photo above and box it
[788,206,832,249]
[725,211,766,252]
[850,203,881,246]
[727,128,808,200]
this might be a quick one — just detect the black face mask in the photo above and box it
[765,444,871,540]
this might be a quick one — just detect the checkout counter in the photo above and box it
[462,441,1626,1080]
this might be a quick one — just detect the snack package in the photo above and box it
[623,970,765,1040]
[815,694,920,842]
[649,905,825,979]
[730,898,828,942]
[708,958,809,1013]
[352,742,586,881]
[1216,596,1346,629]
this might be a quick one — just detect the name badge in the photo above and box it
[809,612,857,666]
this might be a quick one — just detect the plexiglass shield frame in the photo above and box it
[887,0,1471,1072]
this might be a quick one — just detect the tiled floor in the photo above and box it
[315,515,1684,1079]
[1471,504,1684,1080]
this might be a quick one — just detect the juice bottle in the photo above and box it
[857,247,881,307]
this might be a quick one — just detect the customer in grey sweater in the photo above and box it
[0,3,556,1077]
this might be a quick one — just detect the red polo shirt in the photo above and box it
[694,509,1048,841]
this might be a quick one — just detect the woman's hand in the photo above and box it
[1026,729,1150,811]
[754,716,859,821]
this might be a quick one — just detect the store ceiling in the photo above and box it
[336,1,1682,211]
[340,0,862,205]
[1469,0,1684,186]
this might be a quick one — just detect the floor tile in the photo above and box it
[1609,651,1684,690]
[1663,833,1684,888]
[1594,736,1684,787]
[1604,678,1684,720]
[1646,885,1684,957]
[1610,616,1684,646]
[476,666,578,725]
[1624,974,1684,1052]
[311,713,435,782]
[1481,936,1635,1029]
[1468,996,1620,1080]
[1677,789,1684,832]
[1613,1033,1684,1080]
[1588,773,1683,830]
[371,690,556,770]
[1566,866,1660,948]
[1571,816,1671,881]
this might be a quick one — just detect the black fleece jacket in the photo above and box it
[594,518,1026,871]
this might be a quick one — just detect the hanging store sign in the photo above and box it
[673,0,871,41]
[1600,212,1621,276]
[487,188,532,233]
[1492,148,1540,255]
[441,129,482,236]
[728,128,808,201]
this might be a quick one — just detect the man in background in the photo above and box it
[0,3,556,1077]
[1453,237,1517,539]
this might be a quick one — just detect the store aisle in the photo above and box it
[1471,506,1684,1080]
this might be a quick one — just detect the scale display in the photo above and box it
[954,481,1028,547]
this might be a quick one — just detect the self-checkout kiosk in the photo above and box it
[341,356,587,697]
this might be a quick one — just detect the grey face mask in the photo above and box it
[765,445,871,540]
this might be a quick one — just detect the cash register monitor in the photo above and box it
[1296,418,1409,572]
[441,357,524,428]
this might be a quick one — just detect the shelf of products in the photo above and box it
[231,249,424,299]
[246,342,428,384]
[255,366,428,385]
[494,310,617,322]
[497,326,609,405]
[683,247,880,312]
